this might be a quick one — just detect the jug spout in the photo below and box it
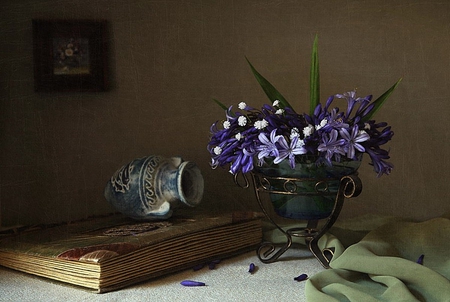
[177,161,204,207]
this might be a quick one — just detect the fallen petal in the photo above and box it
[294,273,308,282]
[192,263,205,271]
[209,259,221,269]
[417,254,424,265]
[180,280,206,287]
[248,263,256,273]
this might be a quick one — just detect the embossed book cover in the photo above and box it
[0,212,262,293]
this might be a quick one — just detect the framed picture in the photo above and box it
[33,20,108,92]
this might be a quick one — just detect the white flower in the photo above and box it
[238,116,247,126]
[254,119,269,130]
[213,146,222,155]
[303,124,314,137]
[296,139,305,148]
[223,120,231,129]
[275,109,284,115]
[238,102,247,110]
[273,100,280,107]
[315,118,328,130]
[290,127,300,139]
[235,133,242,141]
[358,130,368,136]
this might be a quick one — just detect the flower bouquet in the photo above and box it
[207,37,401,266]
[208,36,401,179]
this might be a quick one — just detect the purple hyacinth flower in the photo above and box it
[256,129,281,160]
[335,90,372,119]
[339,124,370,159]
[275,135,307,168]
[229,148,255,174]
[365,148,394,177]
[317,129,346,163]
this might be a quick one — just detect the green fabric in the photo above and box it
[306,217,450,302]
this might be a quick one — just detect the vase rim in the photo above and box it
[177,161,204,207]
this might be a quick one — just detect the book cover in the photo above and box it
[0,211,263,293]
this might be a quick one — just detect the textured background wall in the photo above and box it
[1,0,449,226]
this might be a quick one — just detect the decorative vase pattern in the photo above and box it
[104,155,204,220]
[253,158,361,220]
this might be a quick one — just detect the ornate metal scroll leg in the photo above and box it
[306,174,362,268]
[257,233,293,263]
[248,173,296,263]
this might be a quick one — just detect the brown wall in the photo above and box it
[1,0,449,226]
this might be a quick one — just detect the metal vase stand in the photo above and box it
[235,172,362,268]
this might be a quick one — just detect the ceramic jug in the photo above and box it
[104,155,204,220]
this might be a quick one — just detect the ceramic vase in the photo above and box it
[104,155,204,220]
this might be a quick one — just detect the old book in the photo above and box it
[0,211,262,293]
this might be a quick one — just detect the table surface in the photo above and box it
[0,247,324,302]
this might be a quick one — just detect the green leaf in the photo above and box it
[361,78,402,122]
[212,98,228,111]
[245,57,293,109]
[309,34,320,116]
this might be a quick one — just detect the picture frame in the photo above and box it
[33,20,108,92]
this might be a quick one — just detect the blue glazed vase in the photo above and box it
[253,157,361,220]
[104,155,204,220]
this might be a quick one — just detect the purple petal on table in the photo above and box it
[192,263,205,271]
[417,254,424,265]
[180,280,206,287]
[294,274,308,282]
[248,263,256,273]
[208,259,221,270]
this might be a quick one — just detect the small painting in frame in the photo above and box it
[33,20,108,92]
